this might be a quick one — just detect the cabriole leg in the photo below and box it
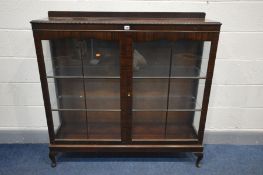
[49,150,57,168]
[194,152,203,168]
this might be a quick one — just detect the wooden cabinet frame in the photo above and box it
[31,11,221,168]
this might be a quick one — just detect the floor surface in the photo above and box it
[0,144,262,175]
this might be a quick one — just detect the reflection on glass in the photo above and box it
[132,40,211,78]
[42,39,82,76]
[192,111,201,133]
[133,41,171,77]
[42,39,120,77]
[171,40,207,77]
[83,39,120,77]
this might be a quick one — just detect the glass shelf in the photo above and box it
[133,96,202,111]
[44,54,82,77]
[47,76,120,79]
[51,89,120,111]
[171,66,206,78]
[55,95,85,109]
[132,109,201,112]
[133,65,169,77]
[133,65,206,78]
[133,78,205,111]
[46,65,120,78]
[83,65,120,77]
[52,109,121,112]
[85,96,120,110]
[169,96,202,110]
[47,75,120,110]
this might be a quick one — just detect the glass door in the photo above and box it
[42,37,121,141]
[132,39,211,140]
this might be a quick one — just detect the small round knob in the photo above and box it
[128,92,131,97]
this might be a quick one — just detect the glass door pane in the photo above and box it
[171,40,210,78]
[83,39,120,139]
[42,38,121,140]
[131,39,211,140]
[167,41,210,139]
[133,41,171,77]
[43,38,82,77]
[52,111,87,139]
[83,39,120,77]
[85,79,120,110]
[47,78,85,110]
[168,79,205,110]
[166,111,201,139]
[132,40,171,139]
[43,39,86,140]
[133,79,168,110]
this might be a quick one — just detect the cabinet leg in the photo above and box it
[194,152,203,168]
[49,151,57,168]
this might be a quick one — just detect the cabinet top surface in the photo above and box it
[31,11,221,26]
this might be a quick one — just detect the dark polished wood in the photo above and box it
[49,150,57,167]
[31,11,221,31]
[48,11,206,18]
[194,152,204,168]
[31,11,221,167]
[50,144,203,153]
[33,37,55,143]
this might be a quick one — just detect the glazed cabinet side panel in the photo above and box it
[198,33,220,143]
[33,32,55,143]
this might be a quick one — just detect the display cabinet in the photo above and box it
[31,11,221,167]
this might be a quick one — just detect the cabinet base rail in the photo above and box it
[49,144,203,168]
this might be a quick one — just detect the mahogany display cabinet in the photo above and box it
[31,11,221,167]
